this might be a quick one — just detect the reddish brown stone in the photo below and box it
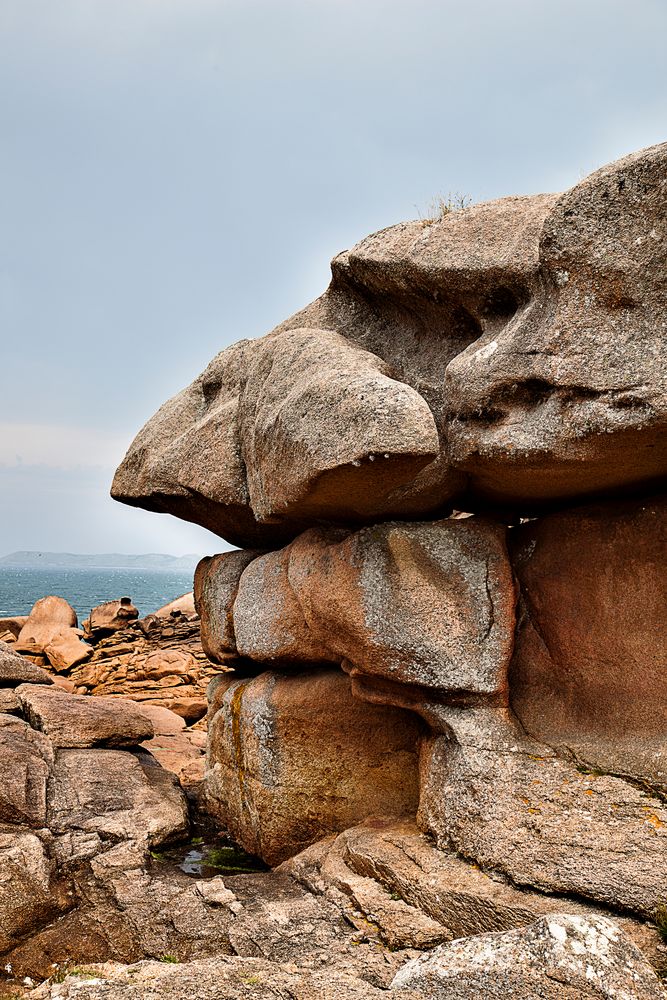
[205,669,424,865]
[510,495,667,782]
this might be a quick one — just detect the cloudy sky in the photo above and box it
[1,0,666,556]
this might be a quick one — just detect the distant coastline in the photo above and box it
[0,551,202,571]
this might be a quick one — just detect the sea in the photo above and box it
[0,567,195,621]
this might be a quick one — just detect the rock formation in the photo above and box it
[20,143,667,996]
[113,143,667,546]
[83,597,139,638]
[15,595,93,672]
[0,643,194,980]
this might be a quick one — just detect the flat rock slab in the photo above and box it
[392,914,666,999]
[0,640,54,686]
[16,685,154,748]
[27,956,389,1000]
[47,748,188,845]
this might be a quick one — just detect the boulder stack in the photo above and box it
[30,140,661,996]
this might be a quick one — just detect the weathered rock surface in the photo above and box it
[113,144,667,546]
[239,327,440,523]
[510,494,667,784]
[15,597,78,655]
[11,839,413,987]
[233,545,335,666]
[17,685,154,748]
[281,819,666,969]
[289,518,516,694]
[23,903,667,1000]
[47,749,188,845]
[0,640,54,686]
[27,956,391,1000]
[194,550,261,663]
[0,826,71,956]
[43,629,93,671]
[83,598,139,637]
[154,592,196,618]
[392,914,666,998]
[446,142,667,507]
[418,705,667,919]
[205,669,423,865]
[198,517,516,695]
[0,714,53,825]
[0,687,19,711]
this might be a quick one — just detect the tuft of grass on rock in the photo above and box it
[159,955,180,964]
[655,901,667,942]
[418,192,472,226]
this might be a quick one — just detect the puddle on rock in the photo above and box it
[155,836,267,878]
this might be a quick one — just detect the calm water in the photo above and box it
[156,836,267,878]
[0,567,195,620]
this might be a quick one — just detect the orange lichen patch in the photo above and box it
[645,812,665,831]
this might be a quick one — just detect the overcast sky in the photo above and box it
[1,0,666,556]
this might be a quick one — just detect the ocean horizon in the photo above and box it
[0,566,195,621]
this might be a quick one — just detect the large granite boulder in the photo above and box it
[288,518,516,695]
[197,517,516,696]
[43,628,93,671]
[392,914,666,999]
[15,596,78,655]
[194,549,260,663]
[205,669,423,865]
[153,592,196,618]
[83,597,139,637]
[113,144,667,546]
